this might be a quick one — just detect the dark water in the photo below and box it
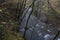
[19,8,60,40]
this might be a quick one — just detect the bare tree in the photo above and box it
[22,0,36,40]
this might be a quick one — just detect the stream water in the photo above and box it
[19,8,60,40]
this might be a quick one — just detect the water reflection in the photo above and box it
[19,7,58,40]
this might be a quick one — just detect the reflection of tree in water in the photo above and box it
[0,0,60,40]
[18,2,59,40]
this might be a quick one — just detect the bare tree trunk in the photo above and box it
[23,0,36,40]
